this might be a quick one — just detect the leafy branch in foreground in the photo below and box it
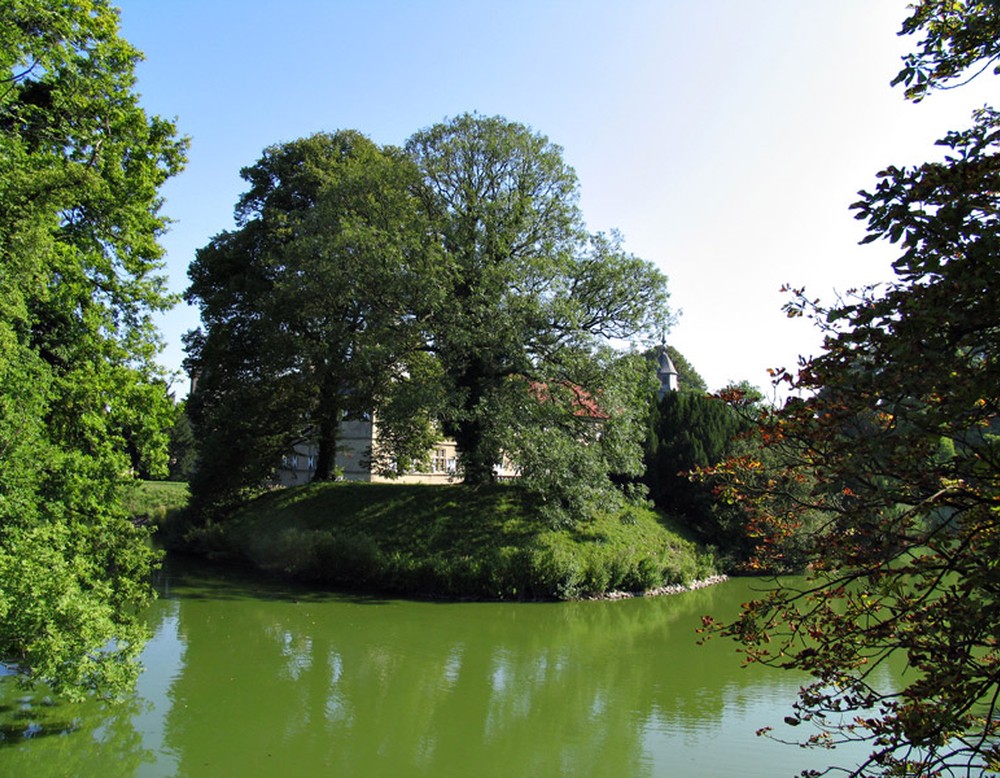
[0,0,186,699]
[701,3,1000,775]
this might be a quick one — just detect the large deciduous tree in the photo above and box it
[0,0,187,698]
[701,3,1000,774]
[184,131,436,515]
[188,115,670,525]
[408,114,671,509]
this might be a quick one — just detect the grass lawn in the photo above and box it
[123,480,190,525]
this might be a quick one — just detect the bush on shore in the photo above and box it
[166,482,715,600]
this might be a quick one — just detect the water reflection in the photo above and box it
[0,599,178,778]
[0,555,876,777]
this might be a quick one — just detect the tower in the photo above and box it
[656,344,679,399]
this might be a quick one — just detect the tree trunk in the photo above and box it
[312,414,339,481]
[450,355,502,485]
[454,418,495,485]
[312,372,341,482]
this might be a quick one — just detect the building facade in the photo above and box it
[276,345,679,486]
[275,417,518,486]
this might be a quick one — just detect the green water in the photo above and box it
[0,555,879,777]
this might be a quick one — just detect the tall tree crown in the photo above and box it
[185,130,438,510]
[406,112,584,266]
[0,0,186,699]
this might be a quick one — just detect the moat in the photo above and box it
[0,555,883,777]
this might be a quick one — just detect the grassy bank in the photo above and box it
[123,480,190,525]
[170,482,715,600]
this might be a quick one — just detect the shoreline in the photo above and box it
[582,574,729,601]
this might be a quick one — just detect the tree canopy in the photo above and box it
[184,131,436,515]
[406,113,671,515]
[645,389,752,547]
[700,2,1000,774]
[186,114,671,524]
[0,0,186,699]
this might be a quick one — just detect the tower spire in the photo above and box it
[656,341,679,398]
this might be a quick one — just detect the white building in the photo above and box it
[275,416,517,486]
[276,346,678,486]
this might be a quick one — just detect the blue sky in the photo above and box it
[115,1,994,396]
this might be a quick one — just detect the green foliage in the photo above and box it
[364,350,444,477]
[166,401,197,481]
[0,0,186,699]
[643,383,819,572]
[186,114,671,527]
[509,349,659,526]
[179,483,712,600]
[122,480,189,527]
[893,0,1000,101]
[408,115,672,491]
[702,4,1000,774]
[185,131,437,516]
[113,378,176,480]
[645,389,754,553]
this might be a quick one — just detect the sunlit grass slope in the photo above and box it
[123,480,190,525]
